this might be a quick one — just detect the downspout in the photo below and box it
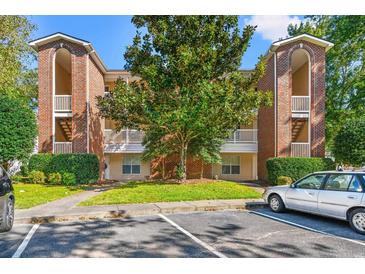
[86,51,93,153]
[274,51,277,157]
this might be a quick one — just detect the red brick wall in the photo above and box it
[37,39,89,154]
[257,40,326,180]
[275,40,326,158]
[257,55,275,179]
[150,155,209,179]
[37,45,54,152]
[88,57,105,176]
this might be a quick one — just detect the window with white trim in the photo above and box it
[222,155,240,175]
[122,155,141,175]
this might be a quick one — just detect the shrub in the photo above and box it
[62,172,77,186]
[333,117,365,167]
[11,175,27,183]
[28,170,46,184]
[276,176,293,186]
[266,157,335,185]
[175,165,185,180]
[28,153,99,184]
[28,153,53,173]
[48,172,62,185]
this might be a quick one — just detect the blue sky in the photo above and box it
[29,15,303,70]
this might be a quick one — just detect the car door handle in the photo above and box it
[308,192,315,196]
[347,196,356,199]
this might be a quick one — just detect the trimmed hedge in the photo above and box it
[28,153,99,184]
[266,157,335,185]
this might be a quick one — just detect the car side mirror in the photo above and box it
[290,183,295,188]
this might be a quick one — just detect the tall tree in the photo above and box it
[98,16,271,180]
[288,16,365,150]
[0,16,38,107]
[333,116,365,167]
[0,95,37,170]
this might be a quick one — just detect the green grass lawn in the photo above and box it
[79,180,261,206]
[13,183,84,209]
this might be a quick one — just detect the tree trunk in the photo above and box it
[162,156,165,180]
[180,144,187,181]
[200,160,204,179]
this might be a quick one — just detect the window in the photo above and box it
[348,176,363,192]
[324,174,353,191]
[222,155,240,175]
[122,155,141,175]
[296,174,326,190]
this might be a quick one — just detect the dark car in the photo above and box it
[0,166,14,232]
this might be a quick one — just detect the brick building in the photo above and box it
[29,32,333,181]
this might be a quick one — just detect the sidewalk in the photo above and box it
[15,197,266,224]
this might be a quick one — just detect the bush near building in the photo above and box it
[266,157,335,185]
[28,153,99,184]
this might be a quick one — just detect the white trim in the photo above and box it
[274,52,277,157]
[52,50,56,153]
[29,33,90,48]
[30,33,108,74]
[271,34,334,52]
[86,53,90,153]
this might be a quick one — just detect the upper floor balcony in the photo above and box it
[291,142,310,157]
[104,129,145,153]
[54,95,72,112]
[292,96,310,112]
[103,128,258,153]
[221,129,258,153]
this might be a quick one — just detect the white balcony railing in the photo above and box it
[292,96,310,112]
[291,142,310,157]
[54,142,72,154]
[54,95,72,112]
[226,129,258,143]
[104,129,144,144]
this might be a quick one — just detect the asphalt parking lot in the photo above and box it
[1,208,365,258]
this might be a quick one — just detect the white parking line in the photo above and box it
[249,211,365,247]
[158,214,227,258]
[12,224,40,258]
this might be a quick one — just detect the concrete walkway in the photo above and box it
[15,186,113,220]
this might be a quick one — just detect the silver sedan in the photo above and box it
[263,171,365,234]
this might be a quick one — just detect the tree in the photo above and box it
[0,95,37,170]
[333,117,365,167]
[97,16,272,180]
[288,16,365,150]
[0,16,38,107]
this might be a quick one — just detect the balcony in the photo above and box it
[221,129,258,153]
[54,95,72,112]
[291,142,310,157]
[226,129,258,143]
[104,129,144,153]
[292,96,309,112]
[54,142,72,154]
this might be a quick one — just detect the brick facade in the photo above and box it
[34,33,329,182]
[257,39,327,180]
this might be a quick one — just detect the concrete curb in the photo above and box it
[14,200,267,224]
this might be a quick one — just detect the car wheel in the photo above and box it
[269,194,285,213]
[349,208,365,235]
[0,197,14,233]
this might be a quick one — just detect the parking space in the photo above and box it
[1,209,365,258]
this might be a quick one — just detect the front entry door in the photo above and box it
[285,174,327,213]
[104,155,110,180]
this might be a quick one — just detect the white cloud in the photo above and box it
[244,15,302,42]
